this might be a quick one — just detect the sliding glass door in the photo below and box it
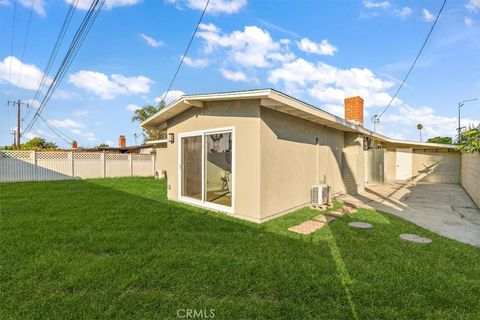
[179,128,234,213]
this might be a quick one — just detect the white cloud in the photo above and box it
[168,0,247,14]
[140,33,163,47]
[155,90,185,104]
[72,109,88,116]
[363,0,390,9]
[0,56,51,90]
[297,38,337,56]
[268,58,395,108]
[464,17,474,26]
[66,0,141,10]
[395,7,412,19]
[466,0,480,12]
[18,0,46,16]
[68,70,154,99]
[48,118,84,129]
[196,23,294,68]
[422,8,435,22]
[381,104,479,140]
[219,68,248,82]
[125,103,140,111]
[183,55,209,67]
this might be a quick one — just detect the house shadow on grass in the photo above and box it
[1,177,355,320]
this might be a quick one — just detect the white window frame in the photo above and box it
[177,126,235,214]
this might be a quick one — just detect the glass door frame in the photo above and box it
[178,126,235,214]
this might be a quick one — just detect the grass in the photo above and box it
[0,177,479,319]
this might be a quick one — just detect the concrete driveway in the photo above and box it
[338,182,480,247]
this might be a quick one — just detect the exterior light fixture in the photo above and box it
[168,133,175,144]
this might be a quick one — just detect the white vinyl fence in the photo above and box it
[0,150,155,182]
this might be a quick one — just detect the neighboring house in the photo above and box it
[141,89,458,223]
[84,135,155,154]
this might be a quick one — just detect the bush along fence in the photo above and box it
[0,150,155,182]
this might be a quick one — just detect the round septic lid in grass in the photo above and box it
[348,222,373,229]
[400,233,432,244]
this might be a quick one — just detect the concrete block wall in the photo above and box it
[412,151,460,183]
[461,152,480,208]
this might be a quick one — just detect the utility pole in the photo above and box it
[7,100,29,150]
[134,133,138,145]
[9,129,17,147]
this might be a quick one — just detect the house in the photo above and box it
[141,89,459,223]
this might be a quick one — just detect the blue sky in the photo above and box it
[0,0,479,148]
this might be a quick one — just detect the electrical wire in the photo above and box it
[377,0,447,119]
[24,0,104,134]
[37,114,74,145]
[14,0,36,90]
[160,0,210,103]
[24,0,79,121]
[7,0,17,93]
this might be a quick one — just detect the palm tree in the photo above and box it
[131,101,167,142]
[417,123,424,142]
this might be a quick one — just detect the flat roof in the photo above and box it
[141,88,457,150]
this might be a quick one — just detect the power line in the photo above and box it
[14,0,36,90]
[24,0,79,122]
[161,0,210,103]
[376,0,447,120]
[37,114,74,145]
[7,0,18,93]
[24,0,104,134]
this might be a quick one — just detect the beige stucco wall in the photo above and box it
[259,107,345,221]
[385,149,397,183]
[163,99,262,222]
[461,152,480,208]
[155,144,168,177]
[412,150,460,183]
[342,133,365,194]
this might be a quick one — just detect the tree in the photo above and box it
[95,143,110,148]
[456,126,480,153]
[131,101,167,142]
[427,136,453,144]
[20,137,58,150]
[416,124,423,142]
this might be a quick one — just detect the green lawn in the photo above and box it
[1,177,479,319]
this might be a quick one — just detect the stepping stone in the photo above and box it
[348,222,373,229]
[399,234,432,244]
[288,220,326,235]
[341,205,357,214]
[326,215,337,223]
[327,210,346,218]
[312,215,328,223]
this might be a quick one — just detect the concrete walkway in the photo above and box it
[337,182,480,247]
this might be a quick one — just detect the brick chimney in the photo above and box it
[119,135,126,148]
[344,96,364,126]
[72,140,78,149]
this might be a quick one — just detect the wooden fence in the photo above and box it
[0,150,155,182]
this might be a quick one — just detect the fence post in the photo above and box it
[129,154,133,176]
[101,151,106,178]
[32,150,37,181]
[70,151,75,178]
